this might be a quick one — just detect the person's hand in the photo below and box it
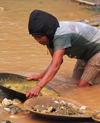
[27,75,42,81]
[26,85,41,98]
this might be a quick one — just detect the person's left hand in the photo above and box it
[26,85,41,98]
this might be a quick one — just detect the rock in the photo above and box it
[10,106,22,115]
[0,120,11,123]
[2,98,12,107]
[12,98,21,105]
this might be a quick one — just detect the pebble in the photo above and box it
[0,120,12,123]
[12,98,21,105]
[4,107,10,112]
[80,105,87,110]
[2,98,12,106]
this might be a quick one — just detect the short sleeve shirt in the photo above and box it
[47,21,100,61]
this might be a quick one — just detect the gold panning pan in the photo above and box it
[0,73,59,101]
[24,96,93,120]
[92,112,100,122]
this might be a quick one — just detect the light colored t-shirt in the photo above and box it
[47,21,100,61]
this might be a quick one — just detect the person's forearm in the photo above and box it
[38,62,52,79]
[37,49,64,87]
[37,63,60,88]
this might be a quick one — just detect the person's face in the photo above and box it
[32,35,50,45]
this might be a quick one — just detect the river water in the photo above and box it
[0,0,100,122]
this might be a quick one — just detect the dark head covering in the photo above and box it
[28,10,59,43]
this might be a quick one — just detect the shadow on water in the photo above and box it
[0,112,96,123]
[25,113,96,123]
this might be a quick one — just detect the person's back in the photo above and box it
[51,21,100,60]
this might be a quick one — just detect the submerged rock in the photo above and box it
[79,20,89,24]
[2,98,12,107]
[0,120,11,123]
[12,98,21,105]
[2,98,21,107]
[4,107,10,112]
[10,106,22,115]
[79,19,100,28]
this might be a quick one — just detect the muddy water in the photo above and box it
[0,0,100,122]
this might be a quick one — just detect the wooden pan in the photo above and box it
[24,96,93,120]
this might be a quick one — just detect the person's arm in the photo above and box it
[26,49,65,98]
[78,79,91,87]
[38,49,65,87]
[49,48,63,64]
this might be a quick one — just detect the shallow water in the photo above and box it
[0,0,100,122]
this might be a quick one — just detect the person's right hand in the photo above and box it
[26,84,41,98]
[27,75,42,81]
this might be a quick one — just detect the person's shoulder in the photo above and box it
[55,21,68,35]
[55,21,76,36]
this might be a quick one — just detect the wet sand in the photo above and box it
[0,0,100,122]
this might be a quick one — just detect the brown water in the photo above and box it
[0,0,100,122]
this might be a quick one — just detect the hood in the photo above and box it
[28,9,59,41]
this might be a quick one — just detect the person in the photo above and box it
[26,9,100,98]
